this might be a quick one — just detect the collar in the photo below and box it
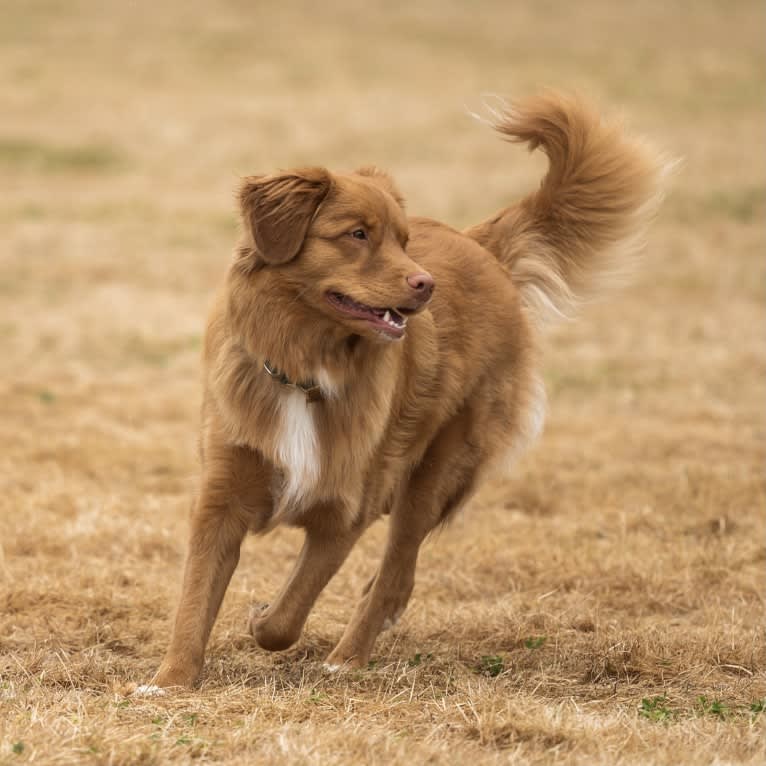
[263,359,323,403]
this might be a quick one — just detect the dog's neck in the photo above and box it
[227,272,396,398]
[205,262,405,476]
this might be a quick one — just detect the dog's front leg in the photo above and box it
[151,498,248,689]
[150,446,269,690]
[250,506,368,652]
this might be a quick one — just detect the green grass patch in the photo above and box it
[477,655,505,677]
[122,333,201,367]
[696,695,730,719]
[670,185,766,225]
[0,137,124,173]
[37,389,56,404]
[703,186,766,223]
[638,696,674,723]
[638,695,765,723]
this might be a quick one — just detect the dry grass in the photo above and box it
[1,1,764,763]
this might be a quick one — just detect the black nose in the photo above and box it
[406,272,435,297]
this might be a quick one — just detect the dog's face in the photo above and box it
[238,167,434,341]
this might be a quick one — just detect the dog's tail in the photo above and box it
[464,92,672,325]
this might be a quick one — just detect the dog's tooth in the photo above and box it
[383,310,391,323]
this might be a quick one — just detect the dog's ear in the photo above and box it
[238,168,332,265]
[355,165,405,208]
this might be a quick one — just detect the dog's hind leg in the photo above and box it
[324,414,482,671]
[250,506,369,652]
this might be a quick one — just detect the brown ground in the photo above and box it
[1,1,764,764]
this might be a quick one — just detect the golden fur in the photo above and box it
[149,92,666,688]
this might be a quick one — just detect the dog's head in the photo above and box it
[236,166,434,341]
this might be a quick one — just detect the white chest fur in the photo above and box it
[274,387,320,509]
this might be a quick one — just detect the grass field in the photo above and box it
[1,1,765,764]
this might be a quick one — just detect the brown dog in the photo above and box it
[145,93,666,690]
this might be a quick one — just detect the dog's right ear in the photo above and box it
[238,168,332,266]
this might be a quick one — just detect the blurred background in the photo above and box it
[2,0,763,494]
[1,1,763,382]
[0,1,764,762]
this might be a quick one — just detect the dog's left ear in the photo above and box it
[355,165,405,208]
[238,168,332,265]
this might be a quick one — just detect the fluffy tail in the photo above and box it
[464,92,672,325]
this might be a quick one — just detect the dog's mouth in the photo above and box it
[325,291,412,339]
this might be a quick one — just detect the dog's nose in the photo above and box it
[406,272,435,298]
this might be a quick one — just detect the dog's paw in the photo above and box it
[381,608,404,632]
[322,660,363,673]
[131,684,168,698]
[247,602,270,638]
[249,603,303,652]
[322,653,367,672]
[249,602,270,619]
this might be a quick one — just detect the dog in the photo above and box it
[146,92,666,690]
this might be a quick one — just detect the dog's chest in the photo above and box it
[265,367,394,524]
[273,388,321,508]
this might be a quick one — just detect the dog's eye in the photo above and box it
[350,228,367,241]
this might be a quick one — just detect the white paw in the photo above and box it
[381,608,403,631]
[133,684,167,697]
